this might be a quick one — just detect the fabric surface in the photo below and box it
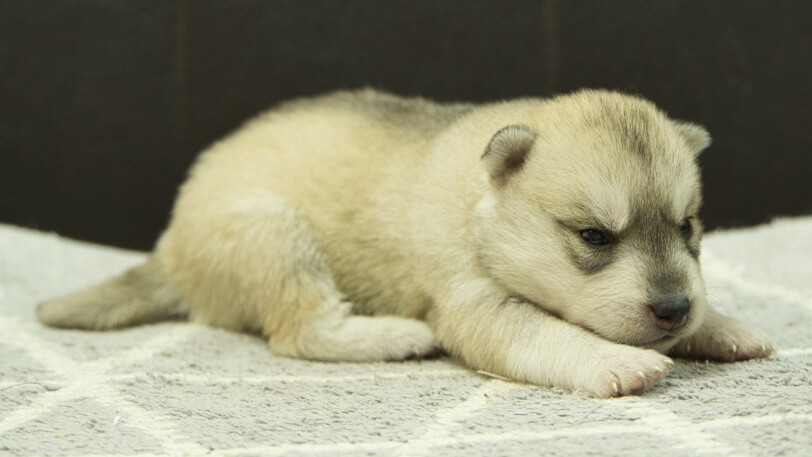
[1,219,810,457]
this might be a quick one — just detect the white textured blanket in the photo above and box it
[1,219,811,457]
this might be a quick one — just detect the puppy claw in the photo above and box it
[674,316,774,362]
[586,346,672,397]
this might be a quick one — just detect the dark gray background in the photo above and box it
[2,0,811,250]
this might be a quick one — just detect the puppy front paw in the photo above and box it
[582,346,674,398]
[671,316,775,362]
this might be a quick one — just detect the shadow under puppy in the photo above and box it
[38,89,774,397]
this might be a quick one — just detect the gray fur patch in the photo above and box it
[568,246,614,275]
[625,213,693,299]
[279,89,475,135]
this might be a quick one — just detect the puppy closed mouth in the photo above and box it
[645,320,691,345]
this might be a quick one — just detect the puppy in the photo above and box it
[38,89,774,397]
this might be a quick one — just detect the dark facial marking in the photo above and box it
[570,249,613,275]
[587,102,655,162]
[647,263,690,300]
[621,109,654,162]
[556,219,615,275]
[682,217,702,259]
[566,238,614,275]
[628,212,694,298]
[686,243,700,260]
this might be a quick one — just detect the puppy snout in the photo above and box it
[649,296,690,330]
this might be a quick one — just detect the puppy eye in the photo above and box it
[579,229,609,246]
[680,219,693,238]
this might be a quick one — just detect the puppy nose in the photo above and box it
[649,296,691,327]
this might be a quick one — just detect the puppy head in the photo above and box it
[475,90,711,352]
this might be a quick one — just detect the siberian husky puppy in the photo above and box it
[38,89,774,397]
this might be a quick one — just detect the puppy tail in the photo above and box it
[36,256,186,330]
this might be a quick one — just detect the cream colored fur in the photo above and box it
[37,89,774,397]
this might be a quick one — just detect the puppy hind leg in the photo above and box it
[229,193,437,362]
[269,294,438,362]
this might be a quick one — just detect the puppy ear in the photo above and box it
[482,125,536,182]
[674,121,711,156]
